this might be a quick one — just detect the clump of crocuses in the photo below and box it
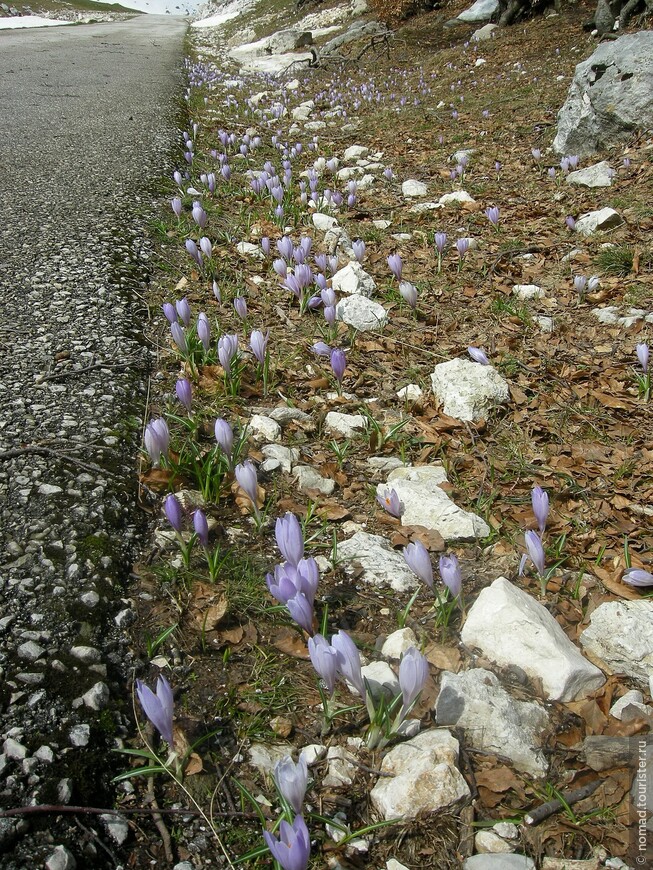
[266,513,319,634]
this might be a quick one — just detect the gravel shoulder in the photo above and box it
[0,15,187,867]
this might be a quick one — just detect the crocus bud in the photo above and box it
[439,553,462,598]
[193,509,209,548]
[622,568,653,587]
[170,322,187,354]
[197,313,210,351]
[214,418,233,457]
[398,647,429,714]
[531,486,549,535]
[175,378,192,412]
[273,755,308,815]
[352,240,366,262]
[403,541,433,588]
[235,460,258,506]
[468,346,489,365]
[176,298,191,327]
[164,494,183,533]
[263,816,310,870]
[199,237,212,259]
[286,591,314,635]
[249,329,269,365]
[387,253,403,280]
[434,232,447,254]
[331,630,365,697]
[162,302,177,324]
[637,343,649,374]
[522,530,545,577]
[308,634,338,696]
[171,197,182,217]
[233,296,248,320]
[275,512,304,566]
[312,341,332,357]
[399,281,417,309]
[456,238,469,258]
[212,280,221,303]
[324,305,336,326]
[485,206,499,226]
[136,676,174,745]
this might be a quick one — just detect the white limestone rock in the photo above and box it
[331,261,377,297]
[267,406,312,425]
[304,120,327,131]
[343,145,369,162]
[312,213,339,232]
[535,316,555,333]
[236,241,265,259]
[249,743,293,775]
[248,414,282,443]
[457,0,498,21]
[580,600,653,689]
[472,23,498,40]
[610,689,648,721]
[294,465,335,496]
[325,411,367,438]
[461,577,606,701]
[475,830,516,854]
[402,179,428,197]
[373,219,392,229]
[409,201,442,214]
[513,284,545,300]
[397,384,423,402]
[381,628,418,660]
[336,295,388,331]
[261,444,298,473]
[464,856,536,870]
[384,464,491,541]
[575,207,623,236]
[367,456,406,473]
[324,745,357,786]
[431,357,510,422]
[566,161,613,188]
[439,190,475,206]
[324,226,355,259]
[435,669,550,775]
[361,660,400,700]
[337,531,419,593]
[370,729,470,820]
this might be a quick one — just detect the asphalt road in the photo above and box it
[0,16,187,867]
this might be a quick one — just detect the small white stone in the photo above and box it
[535,316,555,333]
[575,207,623,237]
[475,830,516,854]
[336,295,388,331]
[409,201,442,214]
[373,219,392,229]
[402,179,428,197]
[301,744,326,765]
[82,682,110,711]
[438,190,475,206]
[248,414,282,443]
[101,813,130,845]
[493,822,519,839]
[69,724,91,747]
[324,746,357,786]
[35,745,54,763]
[513,284,545,300]
[236,241,264,259]
[387,860,411,870]
[325,411,367,438]
[312,213,338,232]
[45,845,77,870]
[337,531,419,593]
[4,738,28,760]
[580,600,653,688]
[381,628,418,660]
[431,357,509,422]
[294,465,335,495]
[566,161,613,188]
[331,261,376,297]
[38,483,63,496]
[472,22,498,39]
[261,444,298,473]
[610,689,647,720]
[397,384,423,402]
[343,145,369,162]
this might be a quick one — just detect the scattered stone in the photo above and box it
[331,261,377,297]
[402,179,427,197]
[370,729,470,820]
[266,406,312,425]
[553,32,653,157]
[325,411,367,438]
[566,161,613,188]
[435,668,550,775]
[575,207,623,237]
[301,744,326,765]
[475,830,516,854]
[82,681,110,711]
[373,219,392,229]
[312,213,338,232]
[38,483,63,496]
[3,738,27,760]
[397,383,423,402]
[438,190,475,206]
[70,645,101,664]
[58,778,73,803]
[249,743,293,775]
[323,745,357,787]
[45,846,76,870]
[18,640,45,661]
[337,531,419,593]
[343,145,369,162]
[387,861,410,870]
[305,120,327,132]
[236,241,264,259]
[248,414,282,443]
[472,23,498,40]
[35,745,54,763]
[261,444,298,473]
[610,689,648,720]
[461,578,606,701]
[294,465,335,496]
[464,856,536,870]
[535,316,555,333]
[361,660,399,700]
[513,284,545,300]
[381,628,418,660]
[384,465,490,541]
[270,716,293,738]
[69,724,91,747]
[101,813,129,845]
[431,358,510,423]
[367,456,405,473]
[457,0,498,21]
[336,295,388,331]
[409,201,442,214]
[580,600,653,689]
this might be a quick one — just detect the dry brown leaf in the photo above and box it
[184,752,204,776]
[271,627,310,659]
[424,642,462,671]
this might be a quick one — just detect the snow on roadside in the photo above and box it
[0,14,71,28]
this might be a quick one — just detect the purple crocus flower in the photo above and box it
[403,541,433,588]
[308,634,338,695]
[331,630,365,697]
[321,287,336,307]
[274,755,309,815]
[565,215,576,231]
[192,204,207,228]
[162,302,177,324]
[193,509,209,548]
[387,253,403,281]
[170,322,188,354]
[263,815,310,870]
[235,460,258,506]
[456,238,469,259]
[171,197,182,217]
[485,206,500,227]
[286,591,314,635]
[521,530,546,576]
[637,343,649,374]
[136,675,174,746]
[176,298,191,327]
[144,417,169,466]
[261,237,271,257]
[622,568,653,587]
[185,239,203,268]
[324,305,336,326]
[164,493,183,533]
[273,258,288,279]
[531,486,549,535]
[314,253,327,273]
[439,553,462,598]
[212,280,222,303]
[398,647,429,714]
[175,378,192,412]
[218,334,238,375]
[312,341,332,357]
[277,236,294,261]
[199,237,212,260]
[233,296,248,320]
[377,487,405,518]
[468,346,489,365]
[275,513,304,567]
[330,349,346,385]
[214,418,233,458]
[352,240,366,263]
[249,329,269,365]
[434,233,447,255]
[573,275,587,295]
[266,559,319,607]
[399,281,418,309]
[194,311,209,350]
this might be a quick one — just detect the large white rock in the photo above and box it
[461,578,606,702]
[331,261,376,297]
[575,207,623,236]
[325,411,367,438]
[431,358,510,422]
[336,295,388,331]
[566,161,613,188]
[435,669,550,776]
[457,0,498,21]
[266,28,313,53]
[439,190,475,206]
[337,531,419,593]
[553,32,653,157]
[370,729,470,820]
[384,465,491,541]
[402,179,427,197]
[580,600,653,689]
